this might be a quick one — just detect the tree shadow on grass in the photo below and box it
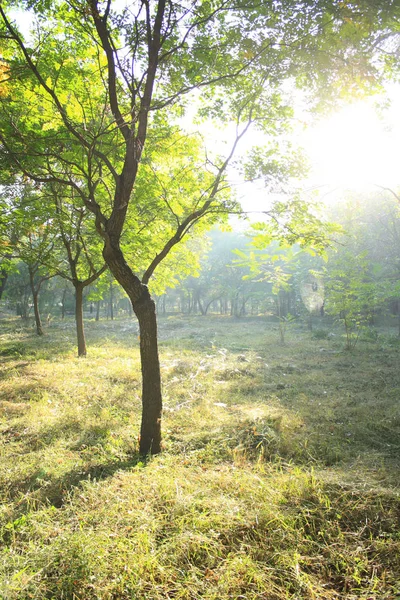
[0,379,49,406]
[0,343,77,366]
[1,413,147,519]
[2,451,145,528]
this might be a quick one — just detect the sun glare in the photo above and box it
[304,94,400,191]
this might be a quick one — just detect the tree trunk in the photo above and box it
[109,281,114,320]
[197,295,205,316]
[32,292,43,336]
[96,299,101,321]
[75,284,87,357]
[135,294,162,455]
[61,287,67,319]
[102,243,163,455]
[28,267,43,336]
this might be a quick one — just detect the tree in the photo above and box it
[48,185,107,355]
[324,250,382,349]
[323,189,400,339]
[4,261,31,318]
[25,232,54,336]
[0,0,396,453]
[0,183,56,334]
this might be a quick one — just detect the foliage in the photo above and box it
[323,190,400,348]
[324,251,381,349]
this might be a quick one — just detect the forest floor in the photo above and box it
[0,313,400,599]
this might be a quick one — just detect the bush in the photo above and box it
[312,329,329,340]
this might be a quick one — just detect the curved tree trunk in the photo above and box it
[32,292,43,336]
[75,283,87,357]
[103,243,162,455]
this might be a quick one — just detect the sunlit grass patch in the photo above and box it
[1,315,400,599]
[2,458,400,599]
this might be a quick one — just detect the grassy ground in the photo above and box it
[1,313,400,599]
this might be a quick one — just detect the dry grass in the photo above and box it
[1,313,400,599]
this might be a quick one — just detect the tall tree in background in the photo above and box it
[0,0,397,453]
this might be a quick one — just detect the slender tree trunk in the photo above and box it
[32,292,43,336]
[96,299,100,321]
[75,284,87,357]
[61,287,67,319]
[233,292,240,317]
[109,281,114,320]
[28,267,43,336]
[198,297,206,315]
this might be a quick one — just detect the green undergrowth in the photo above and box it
[1,315,400,599]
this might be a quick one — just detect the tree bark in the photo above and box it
[96,299,101,321]
[75,283,87,356]
[102,242,162,455]
[135,293,162,455]
[32,291,43,336]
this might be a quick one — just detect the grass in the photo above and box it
[1,313,400,599]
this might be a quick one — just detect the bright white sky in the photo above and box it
[226,86,400,216]
[302,89,400,192]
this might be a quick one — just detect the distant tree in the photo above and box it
[0,184,56,334]
[4,262,31,318]
[324,250,382,349]
[48,185,107,355]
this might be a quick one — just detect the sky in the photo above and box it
[303,88,400,192]
[223,86,400,217]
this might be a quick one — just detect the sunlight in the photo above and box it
[304,95,400,190]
